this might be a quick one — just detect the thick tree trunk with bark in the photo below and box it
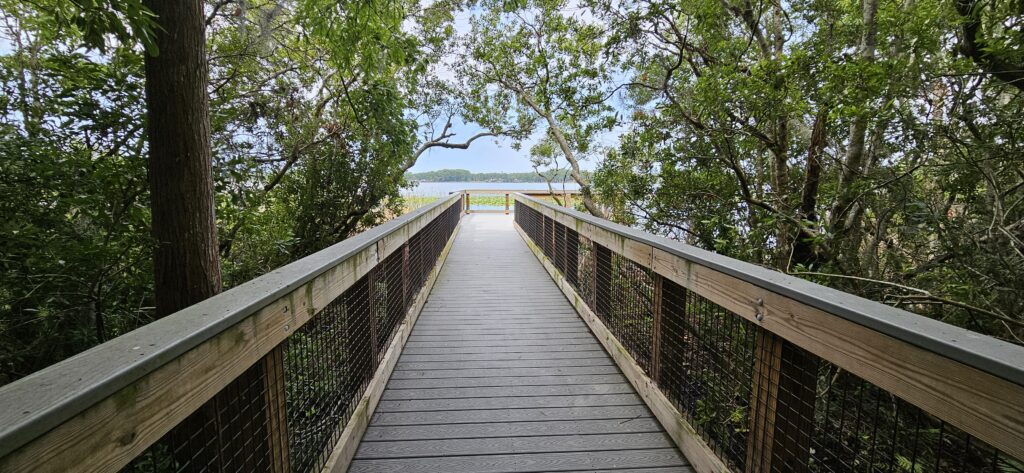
[144,0,222,318]
[143,3,227,467]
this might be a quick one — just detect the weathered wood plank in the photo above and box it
[409,327,587,334]
[375,393,643,412]
[398,350,608,362]
[400,344,604,355]
[386,374,629,389]
[401,339,603,349]
[368,405,655,426]
[406,332,594,342]
[362,418,665,441]
[381,383,634,400]
[347,448,688,473]
[355,432,676,459]
[393,360,610,370]
[389,365,622,379]
[411,321,585,328]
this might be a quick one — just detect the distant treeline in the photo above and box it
[406,168,589,182]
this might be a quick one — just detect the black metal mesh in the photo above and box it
[126,198,461,473]
[659,277,758,470]
[554,221,567,275]
[283,271,371,472]
[126,349,289,473]
[805,357,1022,473]
[592,243,656,371]
[513,198,1024,473]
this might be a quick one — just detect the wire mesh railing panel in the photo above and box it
[554,221,567,275]
[804,358,1023,473]
[592,243,655,372]
[125,348,287,473]
[565,227,580,291]
[123,198,461,473]
[513,196,1023,473]
[376,247,406,362]
[659,277,757,470]
[284,271,371,473]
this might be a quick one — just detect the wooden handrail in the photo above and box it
[449,188,581,194]
[514,192,1024,469]
[454,188,578,214]
[0,193,463,472]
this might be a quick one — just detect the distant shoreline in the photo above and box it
[405,168,590,184]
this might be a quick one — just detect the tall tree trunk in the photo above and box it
[143,2,227,468]
[791,109,829,269]
[144,0,222,318]
[831,0,880,268]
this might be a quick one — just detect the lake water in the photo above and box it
[402,181,580,197]
[402,181,581,211]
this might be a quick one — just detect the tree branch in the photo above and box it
[410,131,498,165]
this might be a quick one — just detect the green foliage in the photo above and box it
[35,0,158,53]
[0,26,151,381]
[455,0,617,161]
[590,0,1024,344]
[0,0,444,383]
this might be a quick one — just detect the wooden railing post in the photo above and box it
[261,346,290,473]
[745,327,818,473]
[464,192,470,214]
[505,193,510,214]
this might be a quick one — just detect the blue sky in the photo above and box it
[410,134,540,172]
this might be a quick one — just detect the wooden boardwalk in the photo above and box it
[349,213,691,473]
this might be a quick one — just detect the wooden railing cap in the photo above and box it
[449,188,581,194]
[514,193,1024,388]
[0,193,462,459]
